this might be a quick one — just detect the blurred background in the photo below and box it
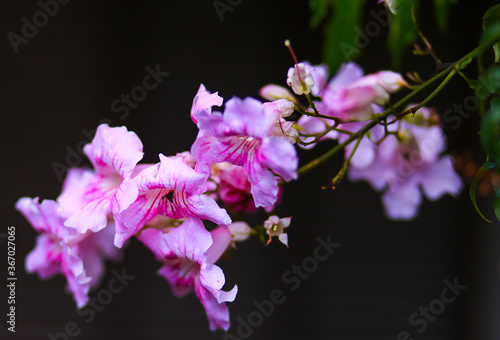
[1,0,499,339]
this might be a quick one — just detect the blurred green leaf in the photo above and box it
[469,162,497,223]
[387,0,417,70]
[433,0,457,33]
[483,5,500,62]
[481,97,500,161]
[494,196,500,222]
[309,0,333,29]
[321,0,366,73]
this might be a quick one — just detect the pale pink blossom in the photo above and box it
[192,97,298,208]
[16,197,119,308]
[114,154,231,248]
[63,124,143,234]
[138,217,237,331]
[349,107,462,219]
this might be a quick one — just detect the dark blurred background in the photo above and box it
[1,0,499,339]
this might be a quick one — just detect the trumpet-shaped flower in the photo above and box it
[348,108,462,219]
[316,62,389,121]
[16,197,119,308]
[63,124,143,234]
[114,154,231,248]
[138,217,237,331]
[192,96,298,208]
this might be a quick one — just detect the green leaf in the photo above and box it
[481,97,500,161]
[321,0,366,73]
[387,0,417,70]
[433,0,457,33]
[309,0,333,29]
[469,162,497,223]
[494,196,500,222]
[483,5,500,62]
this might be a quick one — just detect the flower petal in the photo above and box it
[57,168,98,217]
[259,137,298,181]
[382,177,422,220]
[114,189,167,248]
[61,245,91,308]
[246,160,279,208]
[206,227,232,264]
[191,84,223,124]
[419,156,463,200]
[83,124,143,179]
[16,198,71,241]
[138,217,211,265]
[167,191,231,227]
[194,278,233,331]
[25,234,62,279]
[223,97,272,138]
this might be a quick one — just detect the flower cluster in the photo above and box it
[262,60,462,220]
[17,84,299,330]
[17,53,463,332]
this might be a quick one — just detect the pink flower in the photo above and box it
[114,154,231,248]
[336,107,386,169]
[316,62,390,121]
[192,96,298,208]
[138,217,237,331]
[63,124,143,234]
[348,108,462,219]
[16,197,120,308]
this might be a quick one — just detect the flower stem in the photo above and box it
[298,60,454,176]
[295,32,500,178]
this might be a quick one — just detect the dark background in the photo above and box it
[1,1,499,339]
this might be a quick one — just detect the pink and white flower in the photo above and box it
[114,154,231,248]
[63,124,143,234]
[138,217,237,331]
[16,197,119,308]
[192,96,298,208]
